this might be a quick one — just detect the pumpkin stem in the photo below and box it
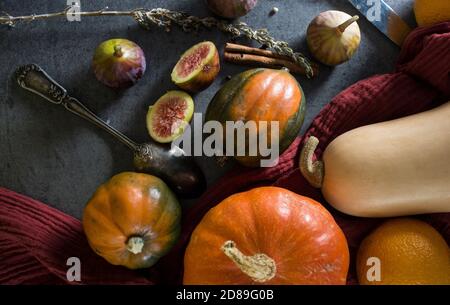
[126,236,144,255]
[221,240,276,283]
[299,136,324,188]
[337,15,359,33]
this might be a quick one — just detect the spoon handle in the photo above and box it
[16,64,138,151]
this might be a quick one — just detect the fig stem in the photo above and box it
[114,45,123,57]
[337,15,359,34]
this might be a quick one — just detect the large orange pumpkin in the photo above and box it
[205,68,306,167]
[183,187,349,284]
[82,172,181,269]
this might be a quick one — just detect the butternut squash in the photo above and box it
[300,102,450,217]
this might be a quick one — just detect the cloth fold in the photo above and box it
[1,22,449,284]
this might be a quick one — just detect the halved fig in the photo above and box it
[146,91,194,143]
[171,41,220,93]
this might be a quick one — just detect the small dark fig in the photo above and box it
[205,0,258,19]
[92,38,146,89]
[171,41,220,93]
[146,91,194,143]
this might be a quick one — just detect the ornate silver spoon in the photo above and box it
[16,64,206,198]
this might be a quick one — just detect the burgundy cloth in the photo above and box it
[0,189,152,284]
[1,22,449,285]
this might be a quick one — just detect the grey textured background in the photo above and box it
[0,0,415,219]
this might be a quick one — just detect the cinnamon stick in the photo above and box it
[224,43,318,77]
[225,43,292,61]
[224,52,317,76]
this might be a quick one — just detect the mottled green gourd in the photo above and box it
[206,68,306,167]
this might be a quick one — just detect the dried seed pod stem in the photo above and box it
[0,6,314,78]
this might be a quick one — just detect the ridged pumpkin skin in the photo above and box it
[82,172,181,269]
[205,68,306,167]
[183,187,349,285]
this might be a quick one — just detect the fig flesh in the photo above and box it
[92,38,146,88]
[171,41,220,93]
[146,91,194,143]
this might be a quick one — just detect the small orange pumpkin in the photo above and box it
[82,172,181,269]
[183,187,349,284]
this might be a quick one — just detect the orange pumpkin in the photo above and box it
[183,187,349,284]
[205,68,306,167]
[82,172,181,269]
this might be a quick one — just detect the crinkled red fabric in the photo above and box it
[1,22,449,285]
[0,188,153,284]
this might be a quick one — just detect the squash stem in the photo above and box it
[221,240,276,283]
[299,136,324,188]
[126,236,144,255]
[337,15,359,33]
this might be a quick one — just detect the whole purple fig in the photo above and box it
[206,0,258,19]
[92,38,146,89]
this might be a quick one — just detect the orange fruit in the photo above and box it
[414,0,450,27]
[357,218,450,285]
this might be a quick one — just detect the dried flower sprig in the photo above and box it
[0,7,314,78]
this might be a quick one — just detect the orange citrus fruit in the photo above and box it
[414,0,450,27]
[357,218,450,285]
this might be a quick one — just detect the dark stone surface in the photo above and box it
[0,0,415,219]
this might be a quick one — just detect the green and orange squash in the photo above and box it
[205,68,306,167]
[82,172,181,269]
